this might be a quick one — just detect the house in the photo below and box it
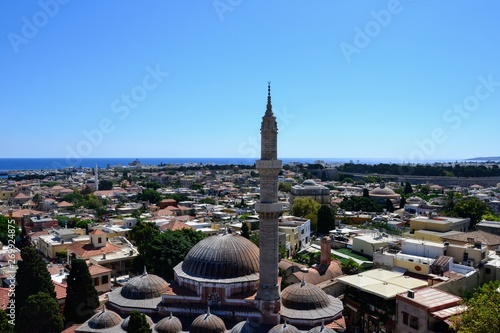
[396,287,464,333]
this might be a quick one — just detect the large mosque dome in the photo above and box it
[181,232,260,279]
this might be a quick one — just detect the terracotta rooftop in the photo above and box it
[442,230,500,246]
[0,288,9,310]
[53,281,67,300]
[397,287,461,312]
[88,264,112,276]
[159,220,194,231]
[57,201,73,207]
[90,229,107,235]
[67,242,120,259]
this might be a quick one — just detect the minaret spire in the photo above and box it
[266,81,273,116]
[256,82,282,325]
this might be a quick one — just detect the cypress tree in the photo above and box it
[14,247,55,311]
[16,292,63,333]
[64,259,99,325]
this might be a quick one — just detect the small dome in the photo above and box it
[268,322,301,333]
[155,313,183,333]
[281,281,331,310]
[302,180,317,186]
[370,182,397,196]
[283,178,297,184]
[231,319,257,333]
[121,313,153,331]
[120,268,169,299]
[88,306,122,329]
[307,323,337,333]
[182,233,259,279]
[190,309,226,333]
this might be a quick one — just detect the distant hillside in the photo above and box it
[468,156,500,161]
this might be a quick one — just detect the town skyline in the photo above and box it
[2,1,499,161]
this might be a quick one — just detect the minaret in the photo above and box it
[255,82,282,324]
[94,164,99,191]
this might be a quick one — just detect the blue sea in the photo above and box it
[0,157,465,173]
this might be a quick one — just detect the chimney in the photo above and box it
[407,290,415,299]
[320,236,332,266]
[102,252,106,260]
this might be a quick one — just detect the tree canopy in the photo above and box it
[452,281,500,333]
[445,197,492,227]
[133,228,205,279]
[137,188,162,205]
[339,196,383,212]
[0,215,20,246]
[15,292,64,333]
[127,310,152,333]
[317,205,336,234]
[98,179,113,191]
[129,221,160,249]
[14,247,55,311]
[0,310,13,333]
[292,197,321,231]
[64,259,99,325]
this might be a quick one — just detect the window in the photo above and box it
[102,275,109,284]
[486,268,491,275]
[94,277,99,286]
[98,237,102,243]
[402,311,409,325]
[409,316,419,329]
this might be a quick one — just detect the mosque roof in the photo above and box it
[120,268,169,300]
[190,309,227,333]
[155,313,183,333]
[181,232,260,280]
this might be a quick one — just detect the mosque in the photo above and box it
[74,84,345,332]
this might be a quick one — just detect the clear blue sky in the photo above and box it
[1,1,499,162]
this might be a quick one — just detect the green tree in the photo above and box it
[278,182,292,193]
[0,310,14,333]
[62,193,85,208]
[137,188,162,205]
[362,188,370,198]
[98,179,113,191]
[64,259,99,325]
[15,292,63,333]
[129,221,160,249]
[0,215,21,246]
[241,222,250,239]
[385,199,394,213]
[127,310,152,333]
[449,197,491,227]
[340,258,361,275]
[317,205,335,234]
[133,228,205,279]
[292,197,321,231]
[404,182,413,195]
[452,281,500,333]
[14,247,56,311]
[339,196,383,212]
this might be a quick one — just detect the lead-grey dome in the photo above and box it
[190,309,226,333]
[307,323,337,333]
[302,180,318,186]
[182,232,259,279]
[88,306,122,329]
[120,269,169,299]
[155,313,183,333]
[281,281,330,310]
[231,319,258,333]
[268,322,301,333]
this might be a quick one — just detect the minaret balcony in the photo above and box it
[255,202,283,213]
[256,160,282,170]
